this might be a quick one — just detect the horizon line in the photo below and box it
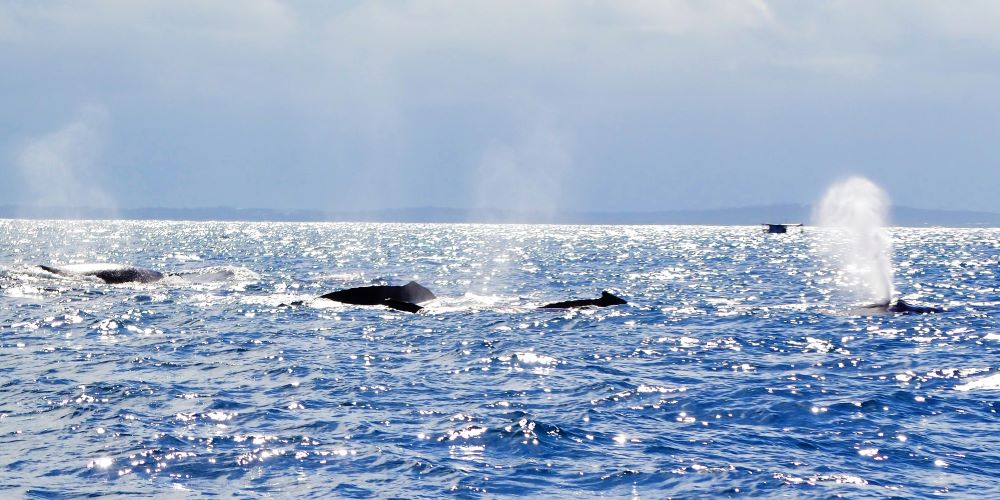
[4,202,999,215]
[1,203,999,228]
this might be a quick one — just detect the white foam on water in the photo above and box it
[955,372,1000,392]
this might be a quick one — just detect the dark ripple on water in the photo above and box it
[1,220,998,497]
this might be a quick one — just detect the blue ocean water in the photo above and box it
[0,220,998,498]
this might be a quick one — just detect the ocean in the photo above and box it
[1,220,997,497]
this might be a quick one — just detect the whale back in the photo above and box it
[887,299,944,314]
[319,281,436,312]
[40,264,164,284]
[541,291,627,309]
[855,299,944,315]
[320,285,392,305]
[39,264,70,277]
[91,268,164,284]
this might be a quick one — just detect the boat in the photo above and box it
[761,223,803,234]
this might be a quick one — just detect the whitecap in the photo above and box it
[955,373,1000,392]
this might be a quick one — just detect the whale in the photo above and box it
[856,299,944,315]
[319,281,436,313]
[540,291,627,309]
[39,263,165,284]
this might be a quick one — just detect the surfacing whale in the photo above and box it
[39,264,165,284]
[319,281,436,313]
[540,291,627,309]
[856,299,944,315]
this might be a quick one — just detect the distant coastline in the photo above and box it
[2,204,999,227]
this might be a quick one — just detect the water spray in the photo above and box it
[813,176,942,314]
[814,176,894,305]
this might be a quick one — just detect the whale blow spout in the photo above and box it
[540,291,627,309]
[319,281,436,313]
[814,176,894,306]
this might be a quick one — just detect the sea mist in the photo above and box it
[16,103,115,216]
[814,176,894,305]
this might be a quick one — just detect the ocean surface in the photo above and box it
[0,220,997,498]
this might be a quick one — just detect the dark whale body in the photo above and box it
[320,281,436,313]
[540,291,627,309]
[40,264,165,284]
[859,299,944,315]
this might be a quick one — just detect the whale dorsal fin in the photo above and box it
[399,281,436,303]
[599,291,627,305]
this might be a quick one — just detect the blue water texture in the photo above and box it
[1,221,998,498]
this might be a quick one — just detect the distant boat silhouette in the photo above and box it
[761,223,803,234]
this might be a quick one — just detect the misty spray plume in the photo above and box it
[472,121,572,222]
[16,104,116,215]
[469,120,572,294]
[813,176,894,305]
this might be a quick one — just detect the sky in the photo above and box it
[1,1,999,214]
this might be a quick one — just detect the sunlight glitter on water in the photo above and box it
[0,221,998,497]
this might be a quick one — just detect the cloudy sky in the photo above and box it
[2,1,998,213]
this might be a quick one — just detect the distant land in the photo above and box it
[2,204,999,227]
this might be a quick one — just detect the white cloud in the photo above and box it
[2,1,1000,211]
[6,0,999,98]
[3,0,297,44]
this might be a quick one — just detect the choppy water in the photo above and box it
[1,220,998,498]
